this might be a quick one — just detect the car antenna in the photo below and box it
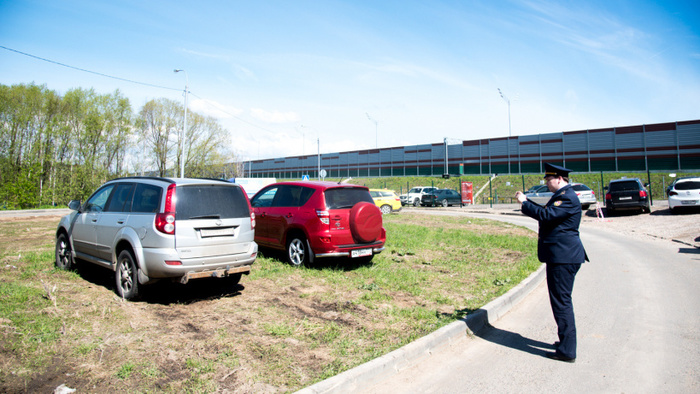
[339,177,352,184]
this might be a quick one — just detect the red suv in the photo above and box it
[250,181,386,266]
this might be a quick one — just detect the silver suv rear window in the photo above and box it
[176,185,250,219]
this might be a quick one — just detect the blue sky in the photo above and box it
[1,0,699,163]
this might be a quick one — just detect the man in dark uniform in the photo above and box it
[515,163,588,363]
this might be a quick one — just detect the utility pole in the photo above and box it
[174,69,189,178]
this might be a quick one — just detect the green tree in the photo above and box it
[0,82,246,209]
[0,84,133,208]
[138,98,235,179]
[139,98,179,177]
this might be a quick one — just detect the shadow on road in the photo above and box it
[470,324,556,357]
[678,247,700,255]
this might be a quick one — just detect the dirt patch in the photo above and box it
[0,215,61,256]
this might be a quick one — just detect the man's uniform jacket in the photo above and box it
[521,184,588,264]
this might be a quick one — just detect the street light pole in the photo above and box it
[497,88,511,137]
[295,125,305,156]
[174,69,188,178]
[498,88,512,174]
[301,125,321,180]
[366,113,378,149]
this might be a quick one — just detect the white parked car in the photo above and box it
[668,177,700,213]
[526,182,596,209]
[400,186,437,207]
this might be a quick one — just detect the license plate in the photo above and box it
[351,248,372,258]
[681,200,698,205]
[200,227,235,237]
[619,197,632,200]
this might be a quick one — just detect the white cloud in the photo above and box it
[189,98,243,119]
[250,108,301,124]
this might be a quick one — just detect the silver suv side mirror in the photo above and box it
[68,200,81,211]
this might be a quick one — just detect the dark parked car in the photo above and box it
[250,181,386,266]
[55,177,258,300]
[604,178,651,215]
[421,189,462,207]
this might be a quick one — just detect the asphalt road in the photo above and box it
[360,211,700,393]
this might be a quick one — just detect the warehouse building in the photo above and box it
[247,119,700,178]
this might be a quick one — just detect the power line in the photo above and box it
[1,45,180,91]
[2,44,279,135]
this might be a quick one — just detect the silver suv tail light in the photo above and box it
[155,184,176,234]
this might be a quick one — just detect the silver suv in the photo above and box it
[55,177,258,300]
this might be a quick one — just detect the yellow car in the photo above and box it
[369,189,402,214]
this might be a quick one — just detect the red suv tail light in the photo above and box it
[155,184,176,234]
[316,210,330,225]
[639,190,648,198]
[605,193,612,200]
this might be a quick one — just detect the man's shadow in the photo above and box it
[476,325,555,356]
[460,309,556,356]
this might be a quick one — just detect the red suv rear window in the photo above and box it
[324,188,374,209]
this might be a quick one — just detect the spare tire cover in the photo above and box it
[349,202,382,243]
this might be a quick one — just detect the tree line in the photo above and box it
[0,83,244,209]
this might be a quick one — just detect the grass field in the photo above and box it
[0,212,539,392]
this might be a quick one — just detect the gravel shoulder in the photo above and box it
[578,201,699,249]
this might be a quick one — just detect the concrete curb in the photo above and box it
[296,264,546,394]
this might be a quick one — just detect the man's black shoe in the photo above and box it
[545,352,575,363]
